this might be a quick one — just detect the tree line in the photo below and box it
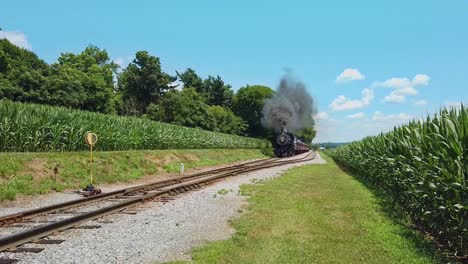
[0,39,315,142]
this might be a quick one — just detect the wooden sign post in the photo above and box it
[84,132,98,185]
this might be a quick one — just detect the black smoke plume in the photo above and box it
[261,76,316,132]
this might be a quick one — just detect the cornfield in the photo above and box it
[0,100,268,152]
[328,106,467,255]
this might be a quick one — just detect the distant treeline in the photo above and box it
[313,142,348,149]
[0,39,315,142]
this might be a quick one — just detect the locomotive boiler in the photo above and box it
[273,128,310,157]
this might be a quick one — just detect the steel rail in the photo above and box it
[0,157,278,226]
[0,152,314,252]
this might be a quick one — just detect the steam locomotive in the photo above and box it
[273,129,310,157]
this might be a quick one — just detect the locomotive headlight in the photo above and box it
[277,134,288,146]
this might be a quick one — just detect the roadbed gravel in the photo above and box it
[0,157,268,217]
[0,152,326,264]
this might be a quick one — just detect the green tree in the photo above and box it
[296,127,317,144]
[233,85,275,137]
[42,45,118,113]
[203,75,234,108]
[0,39,49,102]
[0,49,7,73]
[0,77,22,99]
[40,65,86,108]
[177,68,204,93]
[118,51,176,115]
[177,70,234,109]
[208,105,246,135]
[0,41,118,113]
[147,88,215,130]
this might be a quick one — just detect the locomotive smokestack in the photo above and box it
[261,75,317,132]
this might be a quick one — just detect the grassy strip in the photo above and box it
[325,107,468,255]
[0,149,267,202]
[179,154,439,264]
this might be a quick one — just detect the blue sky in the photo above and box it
[1,0,467,142]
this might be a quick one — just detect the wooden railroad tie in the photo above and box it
[71,225,101,229]
[6,247,44,253]
[33,239,65,245]
[0,258,18,264]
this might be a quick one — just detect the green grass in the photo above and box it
[217,188,230,195]
[178,154,439,264]
[0,149,267,202]
[327,106,467,255]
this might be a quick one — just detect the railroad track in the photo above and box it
[0,156,279,227]
[0,152,314,260]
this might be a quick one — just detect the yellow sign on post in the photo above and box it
[85,132,98,185]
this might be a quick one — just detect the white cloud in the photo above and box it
[412,74,430,86]
[374,74,430,104]
[314,112,415,143]
[348,112,365,119]
[113,56,134,68]
[314,112,329,120]
[313,118,343,142]
[330,96,362,110]
[0,30,31,50]
[414,99,427,106]
[384,93,405,103]
[378,78,418,95]
[361,88,374,104]
[114,57,125,68]
[330,88,374,111]
[315,111,418,143]
[372,111,412,122]
[336,68,365,83]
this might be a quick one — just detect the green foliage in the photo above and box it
[0,39,314,140]
[260,146,275,157]
[328,106,468,255]
[296,127,317,143]
[0,149,267,201]
[0,39,48,76]
[0,49,7,72]
[147,88,246,135]
[46,45,118,113]
[203,75,234,108]
[187,161,437,263]
[118,51,176,115]
[217,188,229,195]
[0,41,118,114]
[0,39,49,102]
[0,175,36,201]
[147,88,215,131]
[146,88,249,135]
[0,100,268,152]
[177,68,204,93]
[208,105,246,135]
[0,77,22,99]
[177,69,234,109]
[233,85,274,137]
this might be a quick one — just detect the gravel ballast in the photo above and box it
[0,152,326,264]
